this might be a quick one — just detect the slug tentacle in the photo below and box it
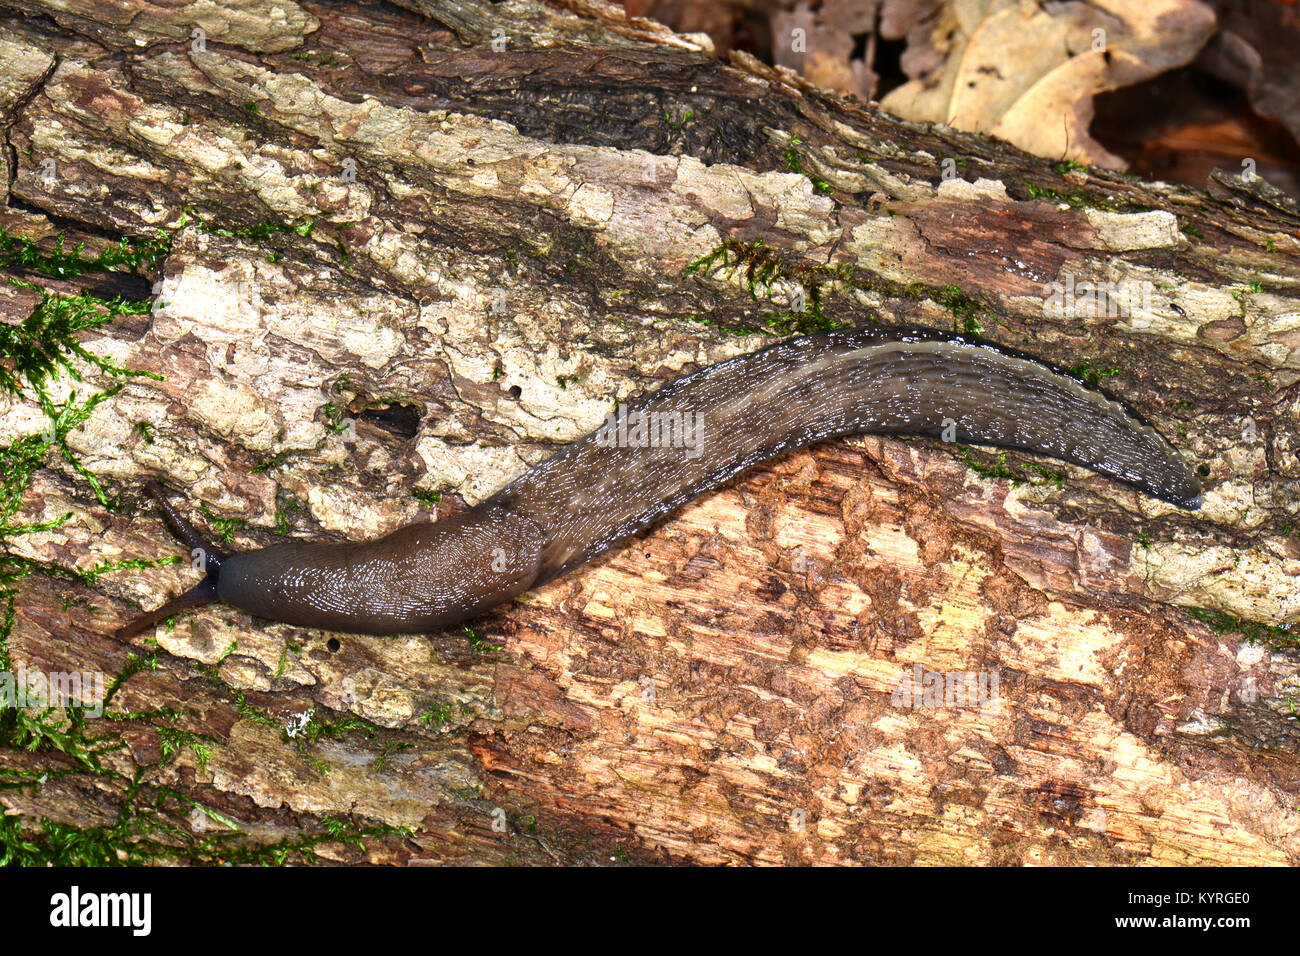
[115,577,219,640]
[115,483,225,639]
[116,325,1202,638]
[143,479,226,575]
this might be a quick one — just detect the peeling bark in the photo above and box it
[0,0,1297,865]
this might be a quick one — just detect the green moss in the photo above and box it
[182,205,355,267]
[1068,361,1120,385]
[465,626,501,655]
[1025,182,1126,211]
[955,445,1017,482]
[285,708,381,776]
[664,109,694,131]
[102,650,160,708]
[184,204,315,242]
[685,240,854,332]
[198,503,245,543]
[157,727,214,774]
[1231,282,1264,301]
[77,555,183,585]
[251,447,297,474]
[0,795,406,866]
[1186,607,1299,651]
[0,643,408,865]
[0,388,133,525]
[928,283,990,337]
[418,703,453,727]
[370,740,412,774]
[0,227,172,279]
[0,267,167,792]
[0,285,159,397]
[687,242,1001,338]
[1024,462,1066,488]
[322,401,349,430]
[231,689,279,728]
[298,710,377,746]
[761,309,849,335]
[862,277,995,336]
[0,693,121,776]
[953,443,1065,491]
[781,134,834,195]
[273,641,300,679]
[273,492,305,534]
[417,700,471,729]
[0,282,163,521]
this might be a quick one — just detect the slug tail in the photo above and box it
[501,325,1204,582]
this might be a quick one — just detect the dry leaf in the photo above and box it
[880,0,1217,167]
[771,0,883,99]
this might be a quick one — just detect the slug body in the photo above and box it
[117,326,1201,638]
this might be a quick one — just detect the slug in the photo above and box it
[115,325,1201,639]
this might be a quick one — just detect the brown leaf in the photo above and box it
[880,0,1217,167]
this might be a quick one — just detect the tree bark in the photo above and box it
[1,0,1297,865]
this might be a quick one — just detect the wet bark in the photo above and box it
[0,0,1297,864]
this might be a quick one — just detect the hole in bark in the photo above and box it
[360,402,421,440]
[327,638,341,653]
[508,384,522,399]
